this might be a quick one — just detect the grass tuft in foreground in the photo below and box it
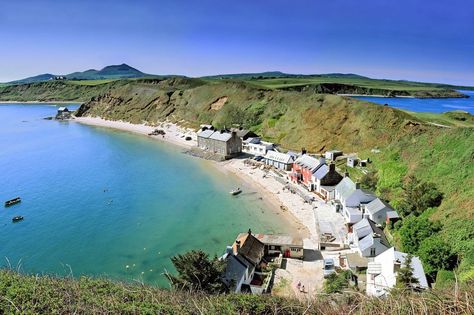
[0,270,473,314]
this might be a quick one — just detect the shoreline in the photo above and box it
[338,93,415,98]
[74,116,314,241]
[74,116,196,149]
[0,100,84,104]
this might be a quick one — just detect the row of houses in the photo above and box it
[333,176,400,227]
[257,148,427,297]
[197,125,276,159]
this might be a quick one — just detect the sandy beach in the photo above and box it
[74,116,317,243]
[74,116,197,149]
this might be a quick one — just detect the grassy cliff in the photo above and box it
[0,270,472,314]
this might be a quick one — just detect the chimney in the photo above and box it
[329,163,336,172]
[248,228,252,235]
[344,172,350,178]
[301,148,307,155]
[236,240,241,251]
[220,129,224,134]
[355,182,361,189]
[226,245,233,255]
[231,131,237,137]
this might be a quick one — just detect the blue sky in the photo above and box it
[1,0,473,85]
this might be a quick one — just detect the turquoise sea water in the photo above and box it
[354,90,474,114]
[0,103,293,287]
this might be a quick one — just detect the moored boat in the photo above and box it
[5,197,21,207]
[229,188,242,196]
[12,216,24,222]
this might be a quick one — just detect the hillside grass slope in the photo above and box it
[0,270,472,314]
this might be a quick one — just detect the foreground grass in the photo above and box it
[0,270,473,314]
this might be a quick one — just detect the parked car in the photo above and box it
[323,258,336,278]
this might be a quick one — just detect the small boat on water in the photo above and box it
[5,197,21,207]
[12,216,24,223]
[230,188,242,196]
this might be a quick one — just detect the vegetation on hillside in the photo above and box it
[165,250,226,294]
[0,269,473,314]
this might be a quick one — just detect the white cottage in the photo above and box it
[367,247,428,297]
[242,137,274,156]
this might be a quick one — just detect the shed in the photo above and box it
[325,150,343,161]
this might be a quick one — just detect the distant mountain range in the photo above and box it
[201,71,370,80]
[5,65,474,92]
[7,64,151,84]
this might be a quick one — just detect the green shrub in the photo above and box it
[418,236,457,279]
[399,215,441,254]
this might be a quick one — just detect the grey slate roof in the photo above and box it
[386,210,400,219]
[222,254,250,291]
[335,177,356,199]
[197,129,215,138]
[209,131,232,142]
[294,155,325,172]
[354,218,390,248]
[346,189,376,206]
[358,233,390,252]
[264,151,294,164]
[243,137,261,144]
[365,198,393,216]
[314,164,329,180]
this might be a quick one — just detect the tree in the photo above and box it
[323,271,352,294]
[396,254,419,289]
[399,215,441,254]
[165,250,227,294]
[399,176,443,217]
[418,236,457,279]
[360,171,378,191]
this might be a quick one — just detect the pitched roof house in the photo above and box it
[263,151,295,171]
[313,163,343,200]
[367,247,429,297]
[197,129,242,159]
[290,155,326,190]
[221,247,254,293]
[222,230,266,293]
[351,218,390,257]
[334,177,376,224]
[242,137,274,156]
[364,198,398,225]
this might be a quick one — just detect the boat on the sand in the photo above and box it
[230,188,242,196]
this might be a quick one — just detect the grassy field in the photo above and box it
[407,111,474,128]
[245,77,447,90]
[68,79,118,86]
[0,269,472,314]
